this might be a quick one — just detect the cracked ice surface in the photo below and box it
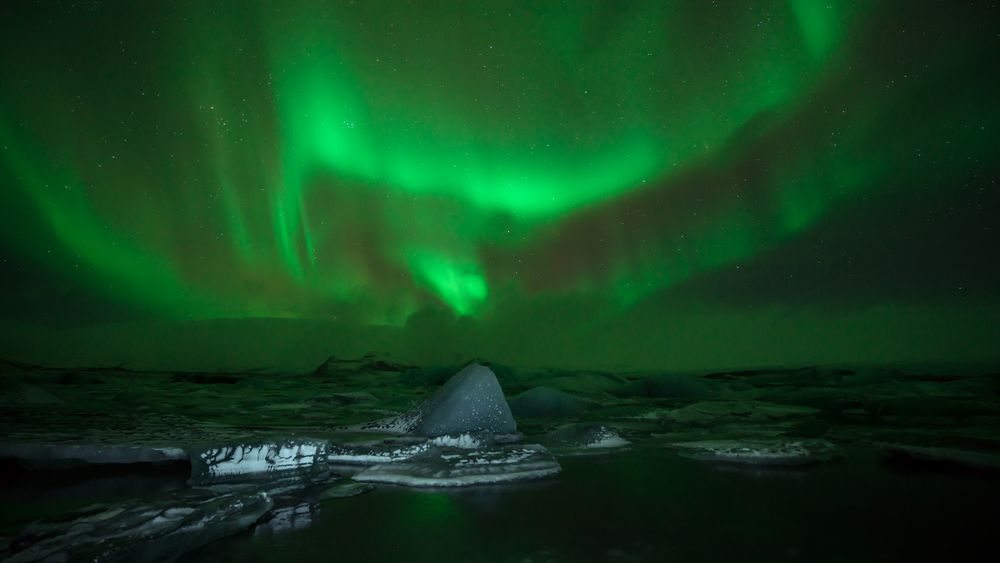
[188,440,328,485]
[545,423,630,455]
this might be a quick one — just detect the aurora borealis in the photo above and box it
[0,0,998,369]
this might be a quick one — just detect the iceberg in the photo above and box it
[412,363,518,437]
[358,363,517,437]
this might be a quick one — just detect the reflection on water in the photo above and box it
[255,502,318,536]
[182,448,1000,562]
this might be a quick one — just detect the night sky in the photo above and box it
[0,1,998,370]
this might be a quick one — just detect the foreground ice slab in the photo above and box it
[669,439,840,466]
[361,363,517,437]
[188,439,328,485]
[353,444,560,487]
[3,490,272,562]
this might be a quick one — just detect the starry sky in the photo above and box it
[0,0,997,370]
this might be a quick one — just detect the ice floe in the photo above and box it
[545,423,630,455]
[353,444,561,487]
[326,440,432,465]
[188,439,328,485]
[668,439,841,465]
[2,489,272,562]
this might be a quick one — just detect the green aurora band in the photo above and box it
[0,0,996,329]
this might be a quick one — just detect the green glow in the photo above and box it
[2,0,993,328]
[408,252,488,316]
[0,121,217,317]
[790,0,843,60]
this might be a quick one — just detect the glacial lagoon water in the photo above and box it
[3,361,999,561]
[172,448,1000,562]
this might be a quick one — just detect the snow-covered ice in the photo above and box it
[326,440,432,465]
[430,431,495,449]
[188,439,328,485]
[352,444,560,487]
[253,502,314,536]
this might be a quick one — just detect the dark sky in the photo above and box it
[0,0,997,370]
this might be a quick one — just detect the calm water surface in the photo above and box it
[182,448,1000,562]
